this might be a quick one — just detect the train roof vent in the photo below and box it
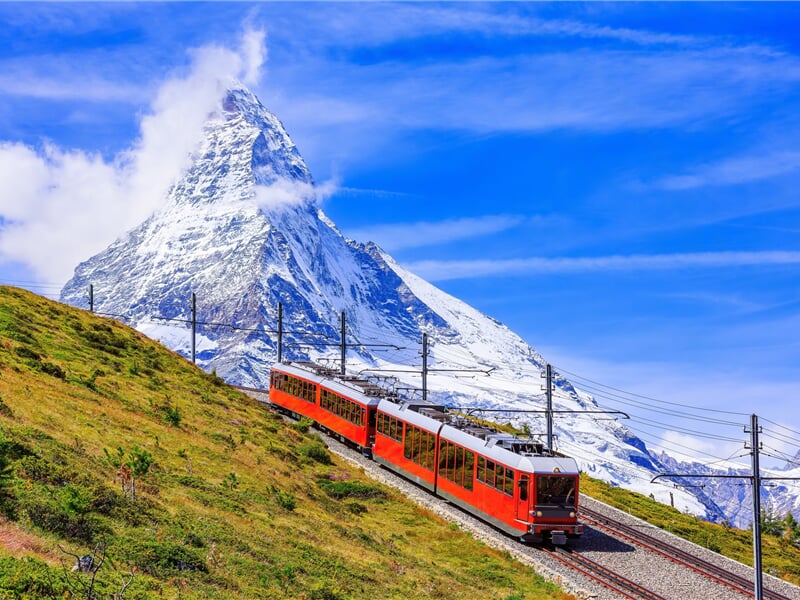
[415,406,450,421]
[346,380,384,397]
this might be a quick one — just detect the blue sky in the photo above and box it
[1,3,799,469]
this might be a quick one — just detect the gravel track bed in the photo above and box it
[581,496,800,600]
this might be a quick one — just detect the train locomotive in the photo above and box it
[269,361,583,545]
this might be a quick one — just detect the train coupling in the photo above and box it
[549,530,567,546]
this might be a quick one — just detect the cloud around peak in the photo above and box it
[0,26,268,285]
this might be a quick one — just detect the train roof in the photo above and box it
[272,362,381,407]
[440,424,580,475]
[377,398,449,433]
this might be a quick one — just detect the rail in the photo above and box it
[543,546,667,600]
[580,505,795,600]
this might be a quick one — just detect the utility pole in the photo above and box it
[747,414,764,600]
[88,284,94,313]
[652,412,800,600]
[340,311,346,376]
[277,302,283,363]
[191,292,196,364]
[542,364,554,450]
[422,333,428,402]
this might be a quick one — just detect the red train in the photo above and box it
[269,361,583,545]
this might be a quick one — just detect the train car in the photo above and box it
[268,361,582,545]
[436,426,582,544]
[269,362,379,454]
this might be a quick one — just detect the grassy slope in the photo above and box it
[580,475,800,585]
[0,286,573,600]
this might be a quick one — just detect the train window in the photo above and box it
[518,474,529,501]
[404,425,417,461]
[536,475,576,506]
[424,431,435,470]
[463,450,475,491]
[438,440,449,478]
[486,460,496,487]
[495,465,505,492]
[453,445,464,486]
[477,456,486,483]
[503,468,514,496]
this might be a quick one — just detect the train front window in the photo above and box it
[536,475,576,507]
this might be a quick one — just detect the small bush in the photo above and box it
[205,369,225,386]
[160,402,181,427]
[210,432,236,450]
[14,346,40,361]
[119,539,208,575]
[22,485,106,544]
[317,480,388,500]
[0,555,67,597]
[291,418,313,433]
[347,502,368,515]
[39,361,65,379]
[298,441,332,465]
[271,486,297,512]
[0,397,12,418]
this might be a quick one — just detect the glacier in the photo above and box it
[60,84,800,529]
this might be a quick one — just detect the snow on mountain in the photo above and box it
[60,83,796,528]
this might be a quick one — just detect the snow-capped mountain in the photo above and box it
[60,84,797,528]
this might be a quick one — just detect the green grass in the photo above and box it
[0,286,573,600]
[580,474,800,584]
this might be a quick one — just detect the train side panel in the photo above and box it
[435,427,529,538]
[372,403,441,491]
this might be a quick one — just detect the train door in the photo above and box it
[516,473,531,521]
[366,408,377,447]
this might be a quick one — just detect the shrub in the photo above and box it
[39,361,65,379]
[347,502,368,515]
[0,556,67,598]
[160,402,181,427]
[21,484,106,544]
[14,346,40,361]
[270,485,296,511]
[118,539,208,575]
[316,480,387,500]
[298,441,332,465]
[291,418,313,433]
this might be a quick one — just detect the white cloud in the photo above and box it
[404,251,800,281]
[653,151,800,190]
[0,27,268,285]
[346,214,528,251]
[240,27,268,86]
[254,177,338,211]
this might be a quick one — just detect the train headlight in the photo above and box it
[536,511,543,517]
[569,511,576,518]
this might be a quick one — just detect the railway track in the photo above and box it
[581,505,794,600]
[543,545,667,600]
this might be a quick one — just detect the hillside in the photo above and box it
[0,286,572,600]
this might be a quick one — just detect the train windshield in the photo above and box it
[536,475,576,507]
